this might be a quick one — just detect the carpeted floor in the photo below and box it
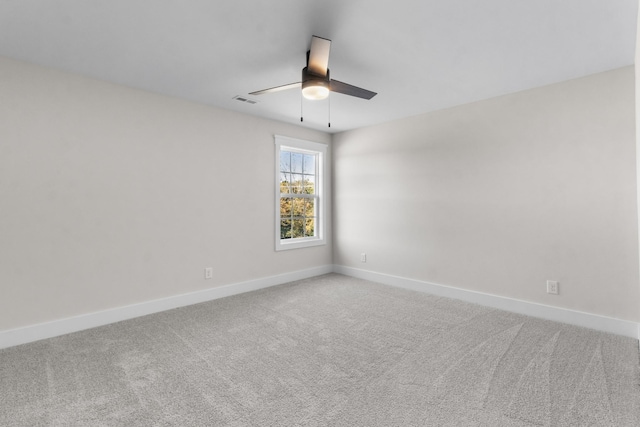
[1,273,639,426]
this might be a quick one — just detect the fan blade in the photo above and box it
[330,80,377,100]
[307,36,331,76]
[249,82,301,96]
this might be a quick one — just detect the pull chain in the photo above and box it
[328,94,331,128]
[300,93,303,122]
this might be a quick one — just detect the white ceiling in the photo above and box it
[0,0,637,133]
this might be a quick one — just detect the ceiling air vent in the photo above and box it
[233,95,258,105]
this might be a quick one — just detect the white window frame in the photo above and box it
[275,135,327,251]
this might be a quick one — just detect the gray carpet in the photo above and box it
[1,273,639,426]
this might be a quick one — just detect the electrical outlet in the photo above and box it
[546,280,559,295]
[360,253,366,263]
[205,267,213,279]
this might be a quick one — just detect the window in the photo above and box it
[275,135,327,251]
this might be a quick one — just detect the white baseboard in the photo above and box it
[3,264,638,350]
[0,265,333,350]
[334,265,640,340]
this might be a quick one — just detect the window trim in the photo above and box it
[275,135,327,251]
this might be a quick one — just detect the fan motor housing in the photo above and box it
[302,67,329,85]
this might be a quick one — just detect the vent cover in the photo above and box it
[233,95,258,105]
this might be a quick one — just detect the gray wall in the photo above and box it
[333,66,640,322]
[2,55,638,333]
[0,57,332,331]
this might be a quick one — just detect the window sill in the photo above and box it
[275,237,326,251]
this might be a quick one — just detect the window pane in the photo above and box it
[280,197,292,217]
[303,175,315,194]
[280,173,291,194]
[291,174,303,194]
[291,153,303,174]
[303,154,315,175]
[292,198,305,217]
[305,218,315,237]
[292,219,304,238]
[280,151,291,172]
[280,219,292,239]
[304,199,315,217]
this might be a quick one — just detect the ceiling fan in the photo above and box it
[250,35,377,101]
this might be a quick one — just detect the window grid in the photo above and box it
[279,150,318,240]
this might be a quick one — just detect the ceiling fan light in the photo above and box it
[302,80,330,100]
